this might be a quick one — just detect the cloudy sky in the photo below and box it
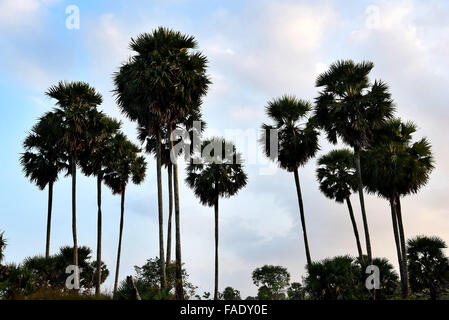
[1,0,449,298]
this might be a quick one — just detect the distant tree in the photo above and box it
[314,60,395,264]
[252,265,290,300]
[260,95,319,266]
[304,255,361,300]
[287,282,305,300]
[0,231,6,264]
[407,236,449,300]
[186,138,248,299]
[316,149,362,258]
[221,286,242,300]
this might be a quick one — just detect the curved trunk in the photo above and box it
[95,174,103,296]
[71,155,79,277]
[395,196,410,297]
[45,181,53,259]
[156,128,167,290]
[166,164,173,271]
[214,198,219,300]
[113,188,126,297]
[354,148,372,264]
[293,168,312,266]
[169,123,184,300]
[345,197,363,259]
[390,197,404,290]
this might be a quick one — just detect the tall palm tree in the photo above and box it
[316,149,363,259]
[361,118,434,297]
[314,60,395,264]
[260,95,319,266]
[137,102,207,272]
[20,112,65,259]
[114,27,209,297]
[186,138,248,300]
[79,114,121,296]
[104,133,147,297]
[46,81,103,272]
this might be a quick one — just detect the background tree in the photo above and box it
[221,286,241,300]
[0,231,6,264]
[361,119,434,297]
[304,255,361,300]
[316,149,362,258]
[314,60,395,264]
[79,114,120,296]
[103,133,146,296]
[287,282,305,300]
[186,138,247,300]
[260,95,319,265]
[46,81,103,271]
[252,265,290,300]
[20,112,65,259]
[407,236,449,300]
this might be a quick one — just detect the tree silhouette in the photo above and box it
[20,112,65,258]
[316,149,362,258]
[260,95,319,265]
[314,60,395,264]
[186,138,247,299]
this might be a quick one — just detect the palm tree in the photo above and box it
[407,236,449,300]
[316,149,363,259]
[104,133,147,297]
[314,60,395,264]
[20,112,65,259]
[79,114,121,296]
[186,138,248,300]
[114,27,209,297]
[0,231,6,264]
[361,118,434,297]
[260,95,319,266]
[137,102,207,272]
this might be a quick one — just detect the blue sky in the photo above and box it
[1,0,449,297]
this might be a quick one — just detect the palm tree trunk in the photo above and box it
[166,164,174,271]
[71,155,79,275]
[395,196,410,297]
[169,123,184,300]
[113,188,126,297]
[346,197,363,259]
[45,181,53,259]
[354,148,372,264]
[214,198,219,300]
[293,168,312,266]
[389,197,404,290]
[156,128,167,290]
[95,173,103,296]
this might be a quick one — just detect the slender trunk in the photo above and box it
[214,198,219,300]
[45,181,53,259]
[169,123,184,300]
[156,128,167,290]
[346,197,363,259]
[166,164,173,271]
[390,197,404,290]
[71,155,79,278]
[354,148,372,264]
[95,174,103,297]
[293,168,312,266]
[113,188,126,297]
[395,196,410,297]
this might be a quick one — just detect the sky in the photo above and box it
[1,0,449,298]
